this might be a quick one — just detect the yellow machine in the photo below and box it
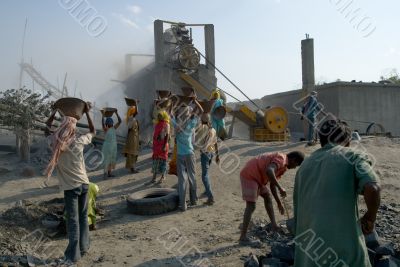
[232,105,290,142]
[179,71,289,142]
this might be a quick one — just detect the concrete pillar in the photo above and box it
[301,38,315,93]
[154,20,164,91]
[204,24,215,74]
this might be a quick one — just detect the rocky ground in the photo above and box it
[0,135,399,266]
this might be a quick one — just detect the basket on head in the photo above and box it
[212,105,227,120]
[181,87,196,97]
[154,98,172,109]
[101,107,117,118]
[199,100,215,114]
[125,97,137,107]
[170,95,194,107]
[53,97,87,120]
[157,90,172,99]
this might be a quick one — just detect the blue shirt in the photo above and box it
[172,116,199,155]
[211,98,226,131]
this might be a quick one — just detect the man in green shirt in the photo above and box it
[293,119,381,267]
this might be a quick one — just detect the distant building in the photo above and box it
[262,81,400,137]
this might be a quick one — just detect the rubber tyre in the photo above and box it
[126,188,179,215]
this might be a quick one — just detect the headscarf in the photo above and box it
[45,116,77,178]
[126,106,137,124]
[156,110,170,124]
[105,117,114,126]
[210,89,220,100]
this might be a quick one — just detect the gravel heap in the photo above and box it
[244,204,400,267]
[0,199,65,266]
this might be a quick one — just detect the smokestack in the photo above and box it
[301,36,315,93]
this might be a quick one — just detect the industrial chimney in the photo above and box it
[301,35,315,93]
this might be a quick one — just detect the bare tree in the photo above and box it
[0,88,52,162]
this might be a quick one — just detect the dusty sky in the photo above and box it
[1,0,399,102]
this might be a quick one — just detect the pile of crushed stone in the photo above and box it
[244,204,400,267]
[0,199,65,266]
[374,203,400,257]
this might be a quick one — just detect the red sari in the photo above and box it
[152,120,169,160]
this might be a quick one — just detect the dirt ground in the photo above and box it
[0,135,399,266]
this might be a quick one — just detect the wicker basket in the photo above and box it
[53,97,87,120]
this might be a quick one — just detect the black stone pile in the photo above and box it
[374,204,400,256]
[244,203,400,267]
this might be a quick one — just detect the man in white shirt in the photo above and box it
[45,105,95,265]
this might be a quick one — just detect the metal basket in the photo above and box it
[52,97,87,120]
[199,100,215,114]
[212,106,227,120]
[125,97,138,107]
[157,90,172,99]
[101,107,117,117]
[181,87,196,97]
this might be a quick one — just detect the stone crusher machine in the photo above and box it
[230,105,290,142]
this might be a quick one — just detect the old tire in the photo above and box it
[126,188,179,215]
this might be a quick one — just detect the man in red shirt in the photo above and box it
[239,151,305,243]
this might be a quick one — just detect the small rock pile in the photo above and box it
[0,198,65,266]
[374,204,400,256]
[244,204,400,267]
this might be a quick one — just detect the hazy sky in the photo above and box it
[1,0,399,102]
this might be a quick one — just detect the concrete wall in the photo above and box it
[260,87,339,137]
[336,83,400,136]
[257,82,400,138]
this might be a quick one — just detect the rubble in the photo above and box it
[243,203,400,267]
[244,253,259,267]
[0,198,65,266]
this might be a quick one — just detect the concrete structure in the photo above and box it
[261,82,400,137]
[112,20,218,142]
[301,37,315,94]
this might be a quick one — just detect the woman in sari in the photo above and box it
[102,111,121,178]
[151,110,170,183]
[123,106,140,173]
